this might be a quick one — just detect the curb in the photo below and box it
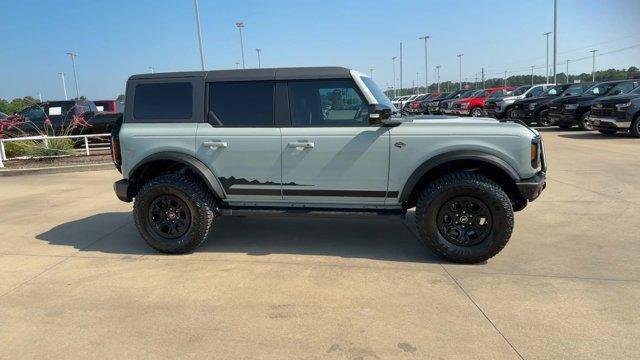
[0,163,114,177]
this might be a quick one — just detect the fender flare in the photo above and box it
[398,151,520,203]
[129,152,226,199]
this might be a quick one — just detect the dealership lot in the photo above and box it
[0,128,638,359]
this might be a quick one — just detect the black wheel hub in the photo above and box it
[148,195,191,239]
[437,196,493,246]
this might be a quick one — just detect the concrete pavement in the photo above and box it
[0,128,638,359]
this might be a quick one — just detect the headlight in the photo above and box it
[460,102,469,109]
[564,103,578,110]
[529,103,537,110]
[615,101,632,111]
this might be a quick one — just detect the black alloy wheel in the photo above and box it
[437,196,493,247]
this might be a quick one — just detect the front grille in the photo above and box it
[590,106,614,117]
[452,103,461,109]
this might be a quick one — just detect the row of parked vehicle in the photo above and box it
[390,78,640,138]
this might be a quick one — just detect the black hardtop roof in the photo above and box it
[128,66,353,82]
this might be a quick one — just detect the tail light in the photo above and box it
[111,136,122,172]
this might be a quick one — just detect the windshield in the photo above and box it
[544,85,566,96]
[459,90,475,98]
[585,82,616,96]
[511,86,531,96]
[472,90,487,97]
[606,81,640,96]
[360,76,395,109]
[630,86,640,94]
[562,84,586,96]
[436,92,452,100]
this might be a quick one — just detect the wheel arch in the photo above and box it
[128,152,226,200]
[399,151,524,210]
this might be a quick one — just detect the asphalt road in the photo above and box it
[1,128,638,359]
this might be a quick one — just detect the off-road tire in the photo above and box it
[134,173,216,254]
[415,172,514,263]
[598,130,617,136]
[578,111,594,131]
[631,117,640,138]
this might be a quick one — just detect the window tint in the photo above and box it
[607,81,639,95]
[529,87,545,97]
[208,82,274,126]
[288,80,368,127]
[20,107,46,122]
[134,82,192,120]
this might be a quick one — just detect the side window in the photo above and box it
[288,80,368,127]
[20,107,46,123]
[530,87,544,97]
[208,82,274,126]
[133,82,192,120]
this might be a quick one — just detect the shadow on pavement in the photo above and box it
[36,211,441,263]
[559,132,632,140]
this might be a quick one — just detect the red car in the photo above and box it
[452,87,514,117]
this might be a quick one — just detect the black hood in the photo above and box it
[549,93,601,105]
[593,92,640,105]
[515,94,559,106]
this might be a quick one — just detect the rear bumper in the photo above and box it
[590,116,631,130]
[516,172,546,202]
[114,179,133,202]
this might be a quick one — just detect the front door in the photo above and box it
[281,79,390,205]
[196,81,282,202]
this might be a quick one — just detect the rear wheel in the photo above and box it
[537,109,551,127]
[134,173,217,254]
[631,117,640,138]
[471,107,483,117]
[414,172,514,263]
[578,111,594,131]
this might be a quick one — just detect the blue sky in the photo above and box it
[1,0,639,100]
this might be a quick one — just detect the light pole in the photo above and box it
[566,59,570,83]
[368,68,374,79]
[419,35,430,91]
[400,42,403,97]
[391,56,397,98]
[435,65,441,93]
[531,66,535,86]
[236,22,246,69]
[235,62,240,69]
[504,70,508,87]
[544,32,552,83]
[590,50,598,81]
[457,54,463,90]
[66,52,80,99]
[416,72,419,93]
[193,0,205,70]
[553,0,557,83]
[148,66,154,73]
[255,48,261,68]
[58,72,68,100]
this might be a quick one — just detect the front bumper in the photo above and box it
[511,109,535,122]
[548,112,578,125]
[590,116,631,130]
[427,106,440,114]
[516,172,546,202]
[114,179,133,202]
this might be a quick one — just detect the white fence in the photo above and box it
[0,133,111,168]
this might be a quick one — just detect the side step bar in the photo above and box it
[218,207,406,218]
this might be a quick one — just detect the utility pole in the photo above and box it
[400,42,403,97]
[457,54,463,90]
[255,48,261,68]
[370,68,375,79]
[436,65,441,93]
[148,66,154,73]
[474,73,478,89]
[553,0,557,83]
[544,32,552,83]
[504,70,507,87]
[58,72,68,100]
[566,59,570,83]
[481,67,485,89]
[416,72,419,93]
[419,35,430,92]
[193,0,205,70]
[236,22,246,69]
[392,57,397,98]
[590,50,598,82]
[235,62,240,69]
[531,66,535,86]
[66,52,80,99]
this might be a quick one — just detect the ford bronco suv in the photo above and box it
[111,67,547,263]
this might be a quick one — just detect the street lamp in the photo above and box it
[391,56,397,98]
[236,22,246,69]
[58,72,68,100]
[235,62,240,69]
[544,32,552,83]
[419,35,430,91]
[553,0,557,83]
[369,68,374,79]
[66,52,80,99]
[566,59,570,83]
[148,66,155,74]
[435,65,441,92]
[504,70,508,87]
[457,54,463,90]
[255,48,261,68]
[531,65,535,86]
[193,0,205,70]
[590,50,598,81]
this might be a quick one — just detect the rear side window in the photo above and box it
[208,82,274,126]
[133,82,192,120]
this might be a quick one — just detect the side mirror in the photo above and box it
[368,104,392,125]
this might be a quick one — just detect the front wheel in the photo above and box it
[578,111,594,131]
[471,107,483,117]
[537,109,551,127]
[414,172,514,263]
[631,117,640,138]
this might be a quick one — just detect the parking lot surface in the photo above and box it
[1,128,638,359]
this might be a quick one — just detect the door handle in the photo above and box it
[288,141,314,149]
[203,141,228,149]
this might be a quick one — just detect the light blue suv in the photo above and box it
[111,67,546,263]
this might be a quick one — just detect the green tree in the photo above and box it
[116,94,125,101]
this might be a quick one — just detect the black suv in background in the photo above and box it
[483,89,513,118]
[590,86,640,137]
[425,91,456,114]
[511,83,591,126]
[439,90,476,115]
[547,80,639,130]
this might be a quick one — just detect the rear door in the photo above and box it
[195,81,283,202]
[280,79,390,205]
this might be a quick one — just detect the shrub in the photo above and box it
[4,138,74,158]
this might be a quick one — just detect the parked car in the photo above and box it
[392,95,412,109]
[439,90,476,115]
[401,94,425,114]
[548,80,640,130]
[483,90,512,117]
[491,84,557,119]
[406,93,432,114]
[409,93,441,114]
[452,87,515,117]
[94,100,124,113]
[5,100,121,137]
[590,85,640,137]
[111,66,546,263]
[511,83,591,126]
[425,92,454,114]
